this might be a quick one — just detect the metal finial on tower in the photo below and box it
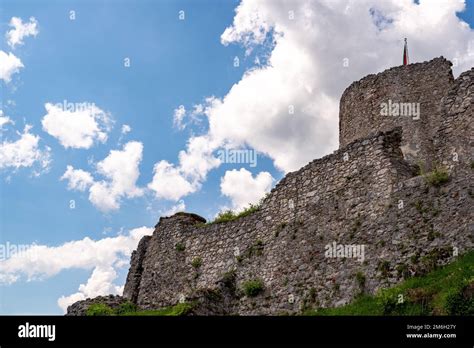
[403,38,409,65]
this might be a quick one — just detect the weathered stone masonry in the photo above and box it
[435,67,474,172]
[68,57,473,315]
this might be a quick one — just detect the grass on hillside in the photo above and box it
[305,251,474,316]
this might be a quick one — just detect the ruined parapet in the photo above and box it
[339,57,455,167]
[262,127,415,227]
[157,212,207,226]
[133,212,207,309]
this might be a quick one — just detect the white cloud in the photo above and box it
[148,161,194,201]
[174,0,474,174]
[147,134,221,201]
[121,124,131,134]
[41,102,113,149]
[173,105,186,130]
[178,135,221,181]
[173,104,207,131]
[62,141,144,212]
[57,266,123,313]
[191,104,204,116]
[89,141,144,211]
[221,1,271,53]
[6,17,39,49]
[0,125,51,173]
[61,165,94,191]
[0,226,153,313]
[220,168,273,211]
[0,17,37,83]
[161,200,186,216]
[57,292,87,313]
[0,226,153,283]
[0,110,13,130]
[0,51,24,83]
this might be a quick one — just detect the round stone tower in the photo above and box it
[339,57,454,167]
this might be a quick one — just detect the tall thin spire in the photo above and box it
[403,38,409,65]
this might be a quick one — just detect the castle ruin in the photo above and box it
[67,57,473,315]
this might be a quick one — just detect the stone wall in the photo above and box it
[120,128,473,315]
[339,57,454,167]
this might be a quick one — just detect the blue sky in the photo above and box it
[1,0,473,314]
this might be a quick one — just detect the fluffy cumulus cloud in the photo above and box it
[62,141,144,212]
[148,135,221,201]
[0,226,153,312]
[221,2,271,49]
[220,168,273,210]
[148,161,194,201]
[178,135,221,182]
[1,17,38,83]
[172,0,474,177]
[0,51,24,83]
[41,102,113,149]
[61,165,94,191]
[6,16,39,48]
[0,124,51,173]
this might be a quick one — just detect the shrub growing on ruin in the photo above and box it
[242,279,264,297]
[377,260,391,278]
[355,271,366,291]
[424,166,449,187]
[212,210,236,223]
[191,257,202,268]
[221,269,236,287]
[210,203,262,224]
[175,242,185,252]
